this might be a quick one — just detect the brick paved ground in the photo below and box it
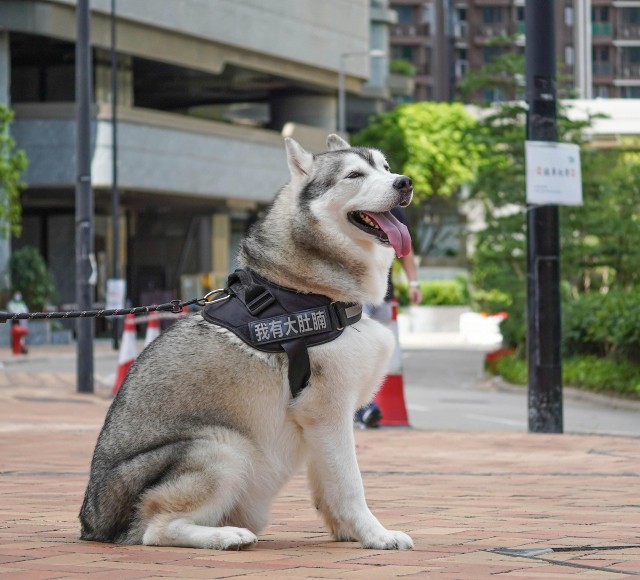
[1,346,639,578]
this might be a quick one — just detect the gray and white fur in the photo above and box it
[79,134,414,551]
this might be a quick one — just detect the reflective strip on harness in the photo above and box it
[248,306,331,345]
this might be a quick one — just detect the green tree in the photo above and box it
[463,51,640,356]
[0,105,27,236]
[353,102,481,256]
[9,246,56,311]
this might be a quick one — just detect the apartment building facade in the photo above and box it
[1,0,389,315]
[390,0,640,102]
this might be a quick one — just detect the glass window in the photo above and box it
[565,6,574,26]
[622,86,640,98]
[482,7,503,24]
[483,46,502,64]
[622,8,640,24]
[565,46,574,66]
[592,7,609,23]
[396,6,413,25]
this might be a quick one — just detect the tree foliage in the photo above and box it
[465,51,640,358]
[353,101,480,199]
[9,246,56,311]
[353,102,481,257]
[0,105,27,236]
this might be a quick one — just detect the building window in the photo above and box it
[422,2,433,25]
[621,8,640,25]
[483,45,502,64]
[393,45,415,62]
[622,47,640,64]
[482,7,503,24]
[483,87,505,102]
[565,46,574,66]
[592,7,609,23]
[395,6,413,25]
[565,6,574,26]
[593,85,609,98]
[592,46,611,75]
[622,86,640,98]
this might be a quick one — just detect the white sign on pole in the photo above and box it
[106,278,127,310]
[525,141,583,206]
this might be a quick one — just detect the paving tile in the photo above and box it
[1,362,639,578]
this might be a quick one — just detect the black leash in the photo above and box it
[0,294,219,324]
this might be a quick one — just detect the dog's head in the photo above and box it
[285,135,413,258]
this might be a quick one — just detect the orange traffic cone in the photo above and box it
[113,314,138,396]
[374,300,410,426]
[144,311,161,346]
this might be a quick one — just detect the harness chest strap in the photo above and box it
[201,269,362,397]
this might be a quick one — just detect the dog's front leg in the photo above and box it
[304,421,413,550]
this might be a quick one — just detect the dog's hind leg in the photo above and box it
[138,429,258,550]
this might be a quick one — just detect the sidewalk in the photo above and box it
[1,344,639,578]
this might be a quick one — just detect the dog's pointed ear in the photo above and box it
[326,134,351,151]
[284,138,313,179]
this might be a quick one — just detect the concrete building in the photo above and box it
[390,0,640,102]
[0,0,390,319]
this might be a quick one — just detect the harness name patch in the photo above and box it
[248,306,331,345]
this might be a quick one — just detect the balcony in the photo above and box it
[593,62,613,76]
[476,24,511,42]
[391,23,430,37]
[592,22,612,37]
[388,73,416,97]
[617,63,640,78]
[617,24,640,40]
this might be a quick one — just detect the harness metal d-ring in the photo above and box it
[203,288,231,305]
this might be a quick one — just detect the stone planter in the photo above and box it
[407,305,472,334]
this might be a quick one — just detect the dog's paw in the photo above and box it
[218,527,258,551]
[360,529,413,550]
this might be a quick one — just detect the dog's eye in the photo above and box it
[346,171,364,179]
[383,165,390,172]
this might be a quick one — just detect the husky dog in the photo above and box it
[80,134,414,551]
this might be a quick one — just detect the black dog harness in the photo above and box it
[202,269,362,398]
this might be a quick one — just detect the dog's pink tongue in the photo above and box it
[363,211,412,258]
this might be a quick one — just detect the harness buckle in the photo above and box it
[245,289,275,315]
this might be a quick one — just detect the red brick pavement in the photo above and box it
[1,352,639,578]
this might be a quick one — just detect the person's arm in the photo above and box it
[400,250,422,305]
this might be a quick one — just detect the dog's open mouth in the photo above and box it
[348,210,412,257]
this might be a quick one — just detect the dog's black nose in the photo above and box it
[393,176,413,194]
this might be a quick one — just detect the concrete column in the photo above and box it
[270,94,337,132]
[0,32,11,297]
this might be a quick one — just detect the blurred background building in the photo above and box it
[390,0,640,102]
[1,0,639,333]
[1,0,407,320]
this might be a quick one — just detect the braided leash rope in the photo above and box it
[0,297,207,324]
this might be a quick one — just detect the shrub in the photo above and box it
[390,58,416,77]
[491,352,640,397]
[494,352,528,385]
[396,276,469,307]
[563,288,640,358]
[9,246,56,311]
